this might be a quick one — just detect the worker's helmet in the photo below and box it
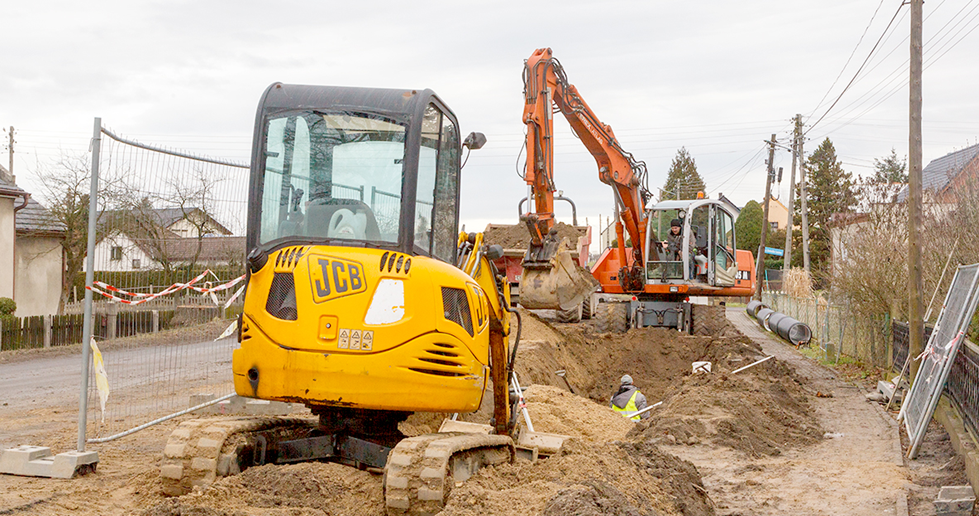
[670,218,682,228]
[620,374,633,385]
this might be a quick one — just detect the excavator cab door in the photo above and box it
[708,204,738,287]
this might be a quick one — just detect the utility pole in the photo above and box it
[799,131,810,271]
[3,126,13,183]
[784,115,801,271]
[755,135,777,300]
[909,0,924,378]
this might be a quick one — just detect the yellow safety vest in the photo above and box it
[612,390,641,421]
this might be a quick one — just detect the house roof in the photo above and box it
[897,143,979,202]
[125,235,245,263]
[162,236,245,262]
[0,173,27,199]
[101,206,234,237]
[16,196,67,234]
[0,175,66,235]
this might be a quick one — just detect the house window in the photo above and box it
[770,222,778,230]
[111,246,123,261]
[132,258,141,269]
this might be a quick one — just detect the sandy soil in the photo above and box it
[0,305,962,515]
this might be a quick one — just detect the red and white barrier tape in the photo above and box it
[87,270,246,306]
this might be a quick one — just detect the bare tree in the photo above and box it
[30,152,122,313]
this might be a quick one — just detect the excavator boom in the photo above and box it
[520,48,651,303]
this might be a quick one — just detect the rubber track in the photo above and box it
[384,432,514,515]
[160,416,315,496]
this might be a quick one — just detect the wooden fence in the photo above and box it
[0,310,181,351]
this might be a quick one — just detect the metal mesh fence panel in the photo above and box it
[82,125,248,441]
[947,342,979,444]
[762,291,890,367]
[900,264,979,458]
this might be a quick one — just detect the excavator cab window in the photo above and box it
[645,209,686,282]
[258,111,406,246]
[415,104,461,263]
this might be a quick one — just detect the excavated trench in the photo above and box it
[142,305,822,516]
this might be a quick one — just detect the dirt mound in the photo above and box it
[139,306,810,516]
[520,384,635,442]
[630,361,822,457]
[142,462,385,516]
[483,222,586,249]
[541,480,644,516]
[440,438,710,516]
[512,309,763,404]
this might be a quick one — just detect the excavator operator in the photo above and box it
[658,218,696,280]
[662,218,685,260]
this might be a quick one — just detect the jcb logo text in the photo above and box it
[308,256,367,303]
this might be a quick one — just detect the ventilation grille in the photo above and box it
[408,368,468,377]
[266,272,298,321]
[441,287,473,336]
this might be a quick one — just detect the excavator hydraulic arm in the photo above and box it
[519,47,652,297]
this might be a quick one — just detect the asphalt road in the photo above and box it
[0,337,235,445]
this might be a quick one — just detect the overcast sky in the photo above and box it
[3,0,978,236]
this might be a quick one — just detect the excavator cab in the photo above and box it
[644,200,739,287]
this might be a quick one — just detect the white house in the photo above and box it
[1,166,66,316]
[91,207,241,273]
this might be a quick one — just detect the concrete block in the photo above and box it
[0,446,98,478]
[935,485,975,516]
[877,380,902,402]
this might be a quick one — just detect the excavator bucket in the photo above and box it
[519,245,599,311]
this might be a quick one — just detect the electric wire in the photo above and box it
[808,0,890,119]
[807,2,907,135]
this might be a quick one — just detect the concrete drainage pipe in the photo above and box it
[746,300,769,318]
[755,307,774,328]
[774,316,812,346]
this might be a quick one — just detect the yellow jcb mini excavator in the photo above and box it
[160,84,553,514]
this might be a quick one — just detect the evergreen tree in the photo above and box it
[661,147,706,200]
[872,148,908,183]
[798,138,858,280]
[735,200,763,254]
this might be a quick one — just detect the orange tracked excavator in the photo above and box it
[518,48,756,331]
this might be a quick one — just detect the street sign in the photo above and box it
[764,247,784,257]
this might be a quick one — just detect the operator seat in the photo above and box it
[305,198,381,241]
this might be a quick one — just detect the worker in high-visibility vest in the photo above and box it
[610,374,649,421]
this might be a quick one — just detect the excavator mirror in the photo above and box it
[463,132,487,150]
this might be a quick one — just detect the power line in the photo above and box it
[808,0,890,119]
[807,2,908,134]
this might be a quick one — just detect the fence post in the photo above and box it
[43,315,52,348]
[106,303,118,340]
[152,310,160,333]
[77,117,101,453]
